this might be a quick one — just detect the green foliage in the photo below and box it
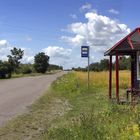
[73,59,109,72]
[20,64,33,74]
[48,64,63,71]
[7,47,24,73]
[34,52,49,73]
[100,59,109,71]
[89,62,100,71]
[0,61,12,78]
[119,56,131,70]
[51,73,86,99]
[72,67,86,72]
[73,57,131,72]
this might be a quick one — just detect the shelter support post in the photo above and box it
[131,54,134,89]
[116,54,119,102]
[109,56,112,99]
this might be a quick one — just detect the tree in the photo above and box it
[0,61,12,78]
[7,47,24,73]
[20,64,32,74]
[119,56,131,70]
[48,64,63,71]
[34,52,49,73]
[100,59,109,71]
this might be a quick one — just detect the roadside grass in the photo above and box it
[0,71,140,140]
[11,70,60,78]
[45,71,140,140]
[0,71,57,80]
[12,72,46,78]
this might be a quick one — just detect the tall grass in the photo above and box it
[76,70,131,89]
[46,71,140,140]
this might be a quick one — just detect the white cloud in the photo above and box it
[0,40,11,61]
[109,9,119,14]
[62,12,130,54]
[61,35,85,46]
[43,46,72,58]
[70,14,77,20]
[80,3,92,11]
[0,47,12,61]
[21,47,34,64]
[0,40,8,46]
[22,55,34,63]
[42,46,72,68]
[60,11,131,68]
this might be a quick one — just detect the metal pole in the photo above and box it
[87,47,90,90]
[88,54,89,90]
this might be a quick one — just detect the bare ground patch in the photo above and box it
[0,97,72,140]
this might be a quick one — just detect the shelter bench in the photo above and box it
[126,88,140,102]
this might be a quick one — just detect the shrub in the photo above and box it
[21,64,32,74]
[0,61,12,78]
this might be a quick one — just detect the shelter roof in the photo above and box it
[104,27,140,56]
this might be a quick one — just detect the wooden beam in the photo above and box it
[109,56,112,99]
[127,36,134,49]
[116,54,119,102]
[131,54,134,89]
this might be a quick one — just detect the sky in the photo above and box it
[0,0,140,69]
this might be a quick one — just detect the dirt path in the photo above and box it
[0,71,67,126]
[26,98,72,140]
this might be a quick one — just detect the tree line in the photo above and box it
[72,56,131,72]
[0,47,63,79]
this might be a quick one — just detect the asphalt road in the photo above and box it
[0,71,67,126]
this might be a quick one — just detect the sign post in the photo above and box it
[81,46,90,90]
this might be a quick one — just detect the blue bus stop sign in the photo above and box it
[81,46,90,90]
[81,46,89,57]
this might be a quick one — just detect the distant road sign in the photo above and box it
[81,46,89,57]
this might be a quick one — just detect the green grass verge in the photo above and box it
[0,72,140,140]
[11,71,59,79]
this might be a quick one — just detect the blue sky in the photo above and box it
[0,0,139,68]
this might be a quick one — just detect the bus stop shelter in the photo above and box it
[104,27,140,103]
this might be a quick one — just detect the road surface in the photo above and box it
[0,71,67,126]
